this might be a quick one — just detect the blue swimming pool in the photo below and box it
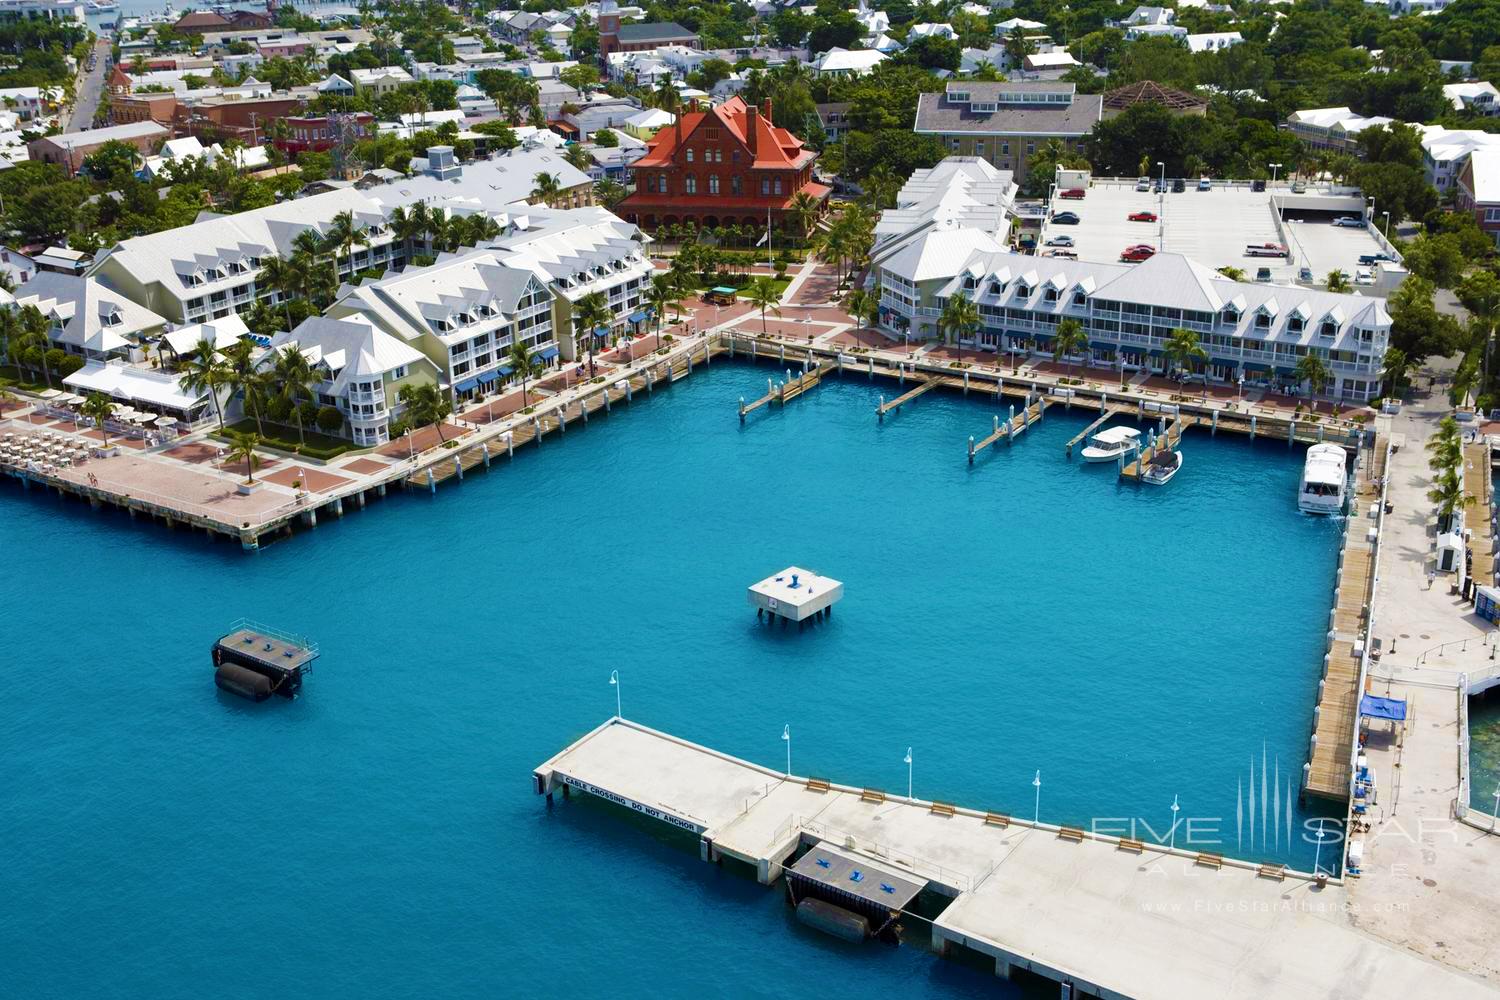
[1,361,1345,999]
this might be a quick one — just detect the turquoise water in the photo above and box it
[2,361,1345,999]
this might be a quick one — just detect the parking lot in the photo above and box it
[1038,180,1391,290]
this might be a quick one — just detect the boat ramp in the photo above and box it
[535,717,1487,999]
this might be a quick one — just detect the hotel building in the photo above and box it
[912,82,1101,186]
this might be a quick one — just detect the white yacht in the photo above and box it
[1143,449,1182,485]
[1298,444,1348,514]
[1080,426,1143,463]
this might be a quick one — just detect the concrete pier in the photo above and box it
[535,718,1487,1000]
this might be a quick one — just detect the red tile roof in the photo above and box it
[633,96,816,171]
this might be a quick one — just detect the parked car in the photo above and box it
[1357,252,1395,265]
[1059,188,1085,200]
[1172,178,1186,193]
[1255,266,1273,281]
[1197,177,1212,191]
[1044,235,1075,247]
[1244,243,1288,258]
[1333,216,1365,228]
[1128,211,1158,222]
[1251,179,1266,192]
[1120,245,1156,262]
[1045,249,1078,260]
[1291,180,1306,193]
[1355,266,1375,285]
[1052,211,1080,225]
[1135,176,1151,191]
[1297,266,1314,283]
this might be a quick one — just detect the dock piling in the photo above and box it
[968,435,975,464]
[1212,410,1218,435]
[963,371,970,395]
[1250,415,1257,439]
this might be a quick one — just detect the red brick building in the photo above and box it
[272,113,376,154]
[617,96,830,231]
[597,13,698,59]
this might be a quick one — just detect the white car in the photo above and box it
[1135,176,1150,191]
[1355,266,1374,285]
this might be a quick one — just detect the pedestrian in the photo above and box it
[1428,568,1436,590]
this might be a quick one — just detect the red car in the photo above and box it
[1059,188,1086,199]
[1128,211,1158,223]
[1120,245,1156,262]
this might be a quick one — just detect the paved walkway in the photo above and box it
[1338,370,1500,985]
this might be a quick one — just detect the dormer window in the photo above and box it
[1220,307,1239,324]
[989,281,1004,295]
[963,275,977,289]
[1255,312,1271,329]
[1015,284,1030,299]
[1072,290,1087,306]
[1043,288,1058,303]
[1288,316,1304,333]
[103,311,122,326]
[1319,319,1337,337]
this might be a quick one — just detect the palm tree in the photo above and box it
[258,255,299,331]
[324,209,369,283]
[178,338,230,431]
[531,171,561,207]
[645,273,679,348]
[1380,347,1409,400]
[1164,327,1209,398]
[292,228,329,290]
[398,382,453,443]
[1217,265,1246,281]
[787,190,820,243]
[13,305,52,386]
[80,392,115,446]
[1293,353,1330,405]
[272,345,319,446]
[938,291,980,366]
[1427,468,1473,530]
[573,290,612,375]
[227,429,262,484]
[843,287,870,330]
[1326,270,1351,293]
[653,77,679,111]
[389,202,429,260]
[564,144,592,172]
[1052,317,1088,378]
[508,340,542,407]
[746,275,782,336]
[221,339,268,434]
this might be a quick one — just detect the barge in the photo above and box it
[211,620,318,701]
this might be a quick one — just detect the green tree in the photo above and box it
[1053,318,1089,378]
[80,392,115,447]
[177,338,230,432]
[1381,347,1410,400]
[938,290,980,366]
[1294,353,1331,403]
[397,381,453,443]
[531,170,561,206]
[507,340,542,407]
[271,344,319,447]
[573,290,613,374]
[1164,328,1209,398]
[746,275,782,336]
[227,429,262,485]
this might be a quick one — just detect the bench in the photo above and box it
[1196,852,1225,869]
[930,801,956,817]
[1117,837,1145,853]
[805,777,831,793]
[859,788,886,804]
[1256,864,1286,881]
[1058,826,1086,842]
[984,812,1011,828]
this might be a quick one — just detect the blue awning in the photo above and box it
[627,311,647,324]
[496,364,514,377]
[476,369,501,384]
[454,376,481,393]
[536,345,560,360]
[1359,695,1407,721]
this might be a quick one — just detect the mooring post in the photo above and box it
[968,435,975,464]
[899,363,906,386]
[739,397,746,423]
[506,431,515,458]
[426,468,436,494]
[605,390,611,412]
[378,482,387,497]
[996,376,1003,400]
[560,408,567,431]
[837,353,844,374]
[963,371,970,395]
[1318,423,1325,442]
[868,357,874,378]
[1211,410,1218,435]
[482,443,491,467]
[1289,419,1296,444]
[626,381,633,401]
[647,368,655,392]
[778,343,785,364]
[334,497,345,516]
[878,394,885,421]
[1250,415,1257,439]
[454,455,463,480]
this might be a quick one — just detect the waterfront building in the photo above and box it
[1455,148,1500,248]
[912,82,1102,186]
[483,205,655,359]
[12,272,167,364]
[1418,125,1500,192]
[1285,107,1394,154]
[875,248,1391,399]
[261,315,440,446]
[871,157,1017,262]
[616,96,829,231]
[0,0,83,22]
[326,248,558,405]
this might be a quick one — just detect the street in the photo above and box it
[63,38,112,133]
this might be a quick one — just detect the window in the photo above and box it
[1044,288,1058,303]
[1288,316,1304,333]
[773,178,782,195]
[685,175,697,194]
[708,175,719,194]
[1026,142,1035,155]
[761,178,770,195]
[1072,291,1087,306]
[1255,312,1271,329]
[1320,320,1337,337]
[1016,284,1030,299]
[1001,142,1010,155]
[1486,207,1500,222]
[731,175,742,195]
[685,148,694,162]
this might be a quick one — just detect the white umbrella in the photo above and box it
[154,416,177,428]
[38,389,61,400]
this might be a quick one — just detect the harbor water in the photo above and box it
[1,361,1346,999]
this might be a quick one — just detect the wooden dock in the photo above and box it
[877,377,936,418]
[739,361,835,420]
[1304,436,1384,802]
[1120,415,1188,479]
[968,396,1050,463]
[1065,405,1127,456]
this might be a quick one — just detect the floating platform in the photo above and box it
[748,566,843,623]
[211,620,318,701]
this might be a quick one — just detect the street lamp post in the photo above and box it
[904,747,913,800]
[1033,770,1042,825]
[1270,162,1282,186]
[1156,161,1166,244]
[1313,818,1328,877]
[1169,794,1180,850]
[782,724,791,776]
[1382,211,1391,239]
[609,669,621,718]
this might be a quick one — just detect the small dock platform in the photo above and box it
[1121,415,1189,479]
[1065,405,1127,457]
[877,378,936,419]
[534,718,1480,999]
[211,619,318,700]
[739,361,835,420]
[967,396,1050,463]
[748,566,842,624]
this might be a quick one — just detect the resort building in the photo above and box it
[326,248,559,405]
[912,82,1102,185]
[1418,126,1500,192]
[871,157,1017,263]
[1285,107,1394,155]
[875,249,1391,400]
[1455,148,1500,248]
[261,315,440,446]
[615,96,830,231]
[1444,81,1500,116]
[484,205,655,359]
[0,0,83,23]
[350,67,415,96]
[12,272,168,364]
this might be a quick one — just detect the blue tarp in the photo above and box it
[1359,695,1407,721]
[453,376,481,393]
[536,345,560,360]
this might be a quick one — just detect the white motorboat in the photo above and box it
[1080,425,1143,463]
[1142,449,1182,485]
[1299,443,1348,514]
